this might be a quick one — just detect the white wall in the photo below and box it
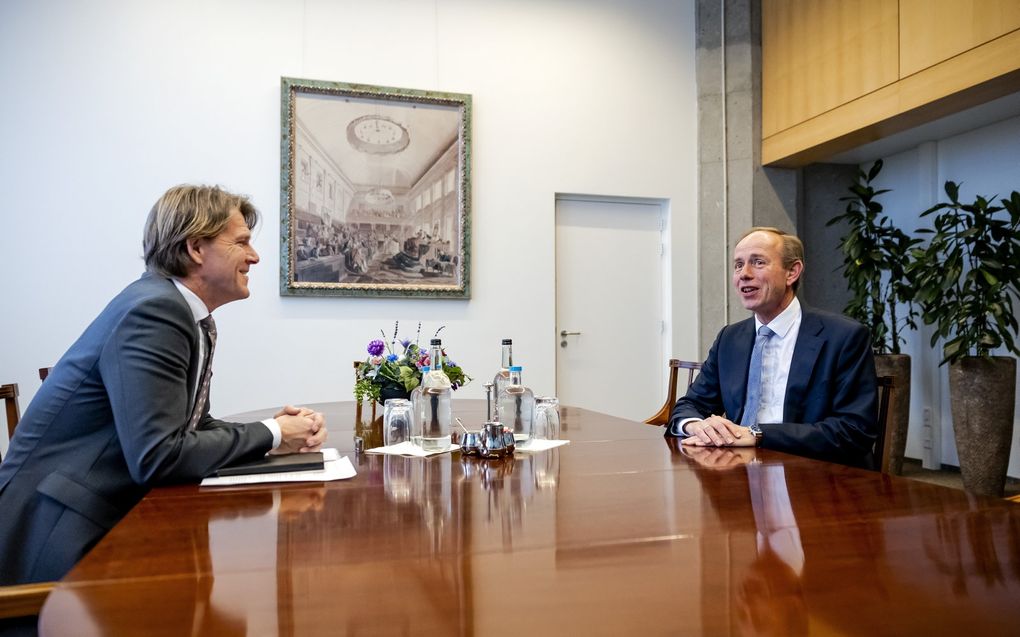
[0,0,699,454]
[873,114,1020,477]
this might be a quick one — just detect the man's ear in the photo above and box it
[787,260,804,286]
[186,236,205,266]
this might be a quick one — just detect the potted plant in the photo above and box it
[908,182,1020,496]
[828,159,920,474]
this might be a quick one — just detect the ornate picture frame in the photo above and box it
[280,77,472,298]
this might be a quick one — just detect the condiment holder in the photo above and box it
[458,382,517,459]
[459,421,515,458]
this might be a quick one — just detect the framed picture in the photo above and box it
[280,77,472,298]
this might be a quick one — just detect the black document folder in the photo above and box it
[214,452,325,477]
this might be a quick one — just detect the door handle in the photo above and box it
[560,330,580,348]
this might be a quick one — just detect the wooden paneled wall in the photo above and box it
[762,0,898,139]
[762,0,1020,167]
[900,0,1020,76]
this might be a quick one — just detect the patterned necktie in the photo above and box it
[188,315,217,431]
[740,325,774,428]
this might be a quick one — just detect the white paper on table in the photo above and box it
[365,441,459,457]
[514,439,570,453]
[199,448,356,486]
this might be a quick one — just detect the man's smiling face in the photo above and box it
[732,230,801,324]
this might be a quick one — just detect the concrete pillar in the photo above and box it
[696,0,799,355]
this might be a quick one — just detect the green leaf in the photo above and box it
[867,159,883,182]
[981,269,999,285]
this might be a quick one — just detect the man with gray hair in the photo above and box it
[667,227,878,467]
[0,185,327,585]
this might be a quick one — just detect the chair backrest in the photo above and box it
[38,367,52,382]
[644,359,702,426]
[0,581,56,620]
[874,376,895,474]
[353,360,377,424]
[1,383,20,441]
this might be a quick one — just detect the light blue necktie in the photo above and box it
[740,325,774,428]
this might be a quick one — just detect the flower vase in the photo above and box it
[377,384,412,406]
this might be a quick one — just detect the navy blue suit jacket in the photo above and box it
[668,307,878,467]
[0,273,273,584]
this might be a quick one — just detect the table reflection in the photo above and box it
[669,438,1020,636]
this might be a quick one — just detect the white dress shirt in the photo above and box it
[172,279,282,449]
[751,296,802,425]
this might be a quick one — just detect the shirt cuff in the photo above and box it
[667,417,701,437]
[261,418,282,450]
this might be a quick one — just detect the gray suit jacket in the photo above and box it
[0,273,273,584]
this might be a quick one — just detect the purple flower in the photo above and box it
[367,339,385,356]
[400,339,411,348]
[386,354,398,362]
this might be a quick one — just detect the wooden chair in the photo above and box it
[353,361,377,424]
[0,379,63,621]
[0,582,55,620]
[874,375,895,474]
[644,360,702,426]
[1,383,20,442]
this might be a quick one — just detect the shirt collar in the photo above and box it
[172,278,210,324]
[755,296,801,338]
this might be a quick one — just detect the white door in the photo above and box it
[555,197,667,421]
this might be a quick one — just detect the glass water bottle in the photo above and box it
[421,339,452,451]
[496,365,534,440]
[491,338,513,421]
[409,365,429,447]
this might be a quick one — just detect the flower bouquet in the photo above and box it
[354,323,472,405]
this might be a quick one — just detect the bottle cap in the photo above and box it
[509,365,523,372]
[430,338,442,345]
[501,338,512,345]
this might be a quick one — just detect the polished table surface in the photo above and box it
[40,400,1020,636]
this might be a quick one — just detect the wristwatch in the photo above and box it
[749,425,763,446]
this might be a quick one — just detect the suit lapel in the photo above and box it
[186,321,203,408]
[727,319,756,421]
[784,310,823,420]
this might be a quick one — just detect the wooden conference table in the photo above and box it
[40,401,1020,636]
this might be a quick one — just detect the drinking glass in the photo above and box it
[532,397,560,440]
[383,398,414,446]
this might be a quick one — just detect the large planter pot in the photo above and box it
[874,354,911,475]
[949,356,1017,497]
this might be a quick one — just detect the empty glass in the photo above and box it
[383,398,414,446]
[532,397,560,440]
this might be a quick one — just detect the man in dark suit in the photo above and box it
[0,185,328,585]
[668,227,877,467]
